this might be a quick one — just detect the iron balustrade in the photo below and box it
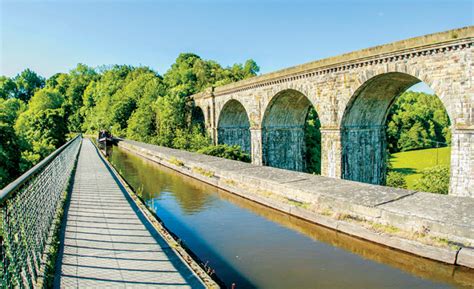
[0,135,82,288]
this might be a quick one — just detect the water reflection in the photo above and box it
[110,147,216,214]
[108,145,473,289]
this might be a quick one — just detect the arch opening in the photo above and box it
[191,105,205,134]
[217,100,251,154]
[262,89,321,173]
[341,72,451,192]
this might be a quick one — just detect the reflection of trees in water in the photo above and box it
[110,146,216,214]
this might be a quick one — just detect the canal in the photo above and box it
[107,145,474,289]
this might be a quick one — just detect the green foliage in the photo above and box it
[0,69,45,102]
[163,53,258,97]
[414,165,450,194]
[12,69,45,102]
[0,98,25,187]
[81,66,166,137]
[0,76,18,99]
[188,126,212,151]
[162,53,259,133]
[47,64,98,132]
[386,171,407,189]
[304,107,321,174]
[1,54,258,187]
[15,88,67,171]
[111,68,164,136]
[384,91,452,194]
[386,91,450,153]
[126,103,157,143]
[81,65,135,133]
[197,144,251,162]
[155,94,186,146]
[389,146,450,190]
[172,126,212,151]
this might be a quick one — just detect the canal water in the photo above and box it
[107,145,474,289]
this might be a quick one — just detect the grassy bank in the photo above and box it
[389,147,450,189]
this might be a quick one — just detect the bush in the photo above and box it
[172,126,211,151]
[414,165,450,194]
[386,171,407,189]
[197,144,251,162]
[188,125,211,151]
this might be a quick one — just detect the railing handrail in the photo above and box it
[0,134,82,204]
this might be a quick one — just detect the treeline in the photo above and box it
[0,54,259,188]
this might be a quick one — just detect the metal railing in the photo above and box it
[0,135,82,288]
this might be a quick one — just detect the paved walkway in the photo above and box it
[54,139,205,288]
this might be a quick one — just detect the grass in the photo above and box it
[192,167,215,178]
[169,157,184,167]
[389,146,450,189]
[286,198,310,209]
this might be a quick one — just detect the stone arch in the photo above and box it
[341,72,451,185]
[262,89,321,172]
[217,99,251,154]
[191,105,206,133]
[339,65,456,125]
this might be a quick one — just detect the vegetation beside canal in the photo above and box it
[388,147,450,193]
[1,55,258,188]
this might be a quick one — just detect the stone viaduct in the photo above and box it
[191,26,474,197]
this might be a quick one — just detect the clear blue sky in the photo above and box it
[1,0,472,79]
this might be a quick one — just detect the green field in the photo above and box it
[389,147,451,189]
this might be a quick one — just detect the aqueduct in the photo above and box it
[192,26,474,197]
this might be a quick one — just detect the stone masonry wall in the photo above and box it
[193,27,474,197]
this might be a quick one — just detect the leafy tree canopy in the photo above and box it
[386,91,450,153]
[0,98,25,187]
[0,76,18,99]
[12,69,45,102]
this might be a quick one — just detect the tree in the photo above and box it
[46,64,98,132]
[0,98,25,188]
[15,88,67,171]
[414,165,450,194]
[127,103,157,143]
[155,94,186,146]
[386,91,451,153]
[81,65,134,132]
[0,76,18,99]
[171,125,211,151]
[3,55,260,181]
[13,69,45,102]
[161,53,259,148]
[110,68,164,136]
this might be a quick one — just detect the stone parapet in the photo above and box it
[207,27,473,96]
